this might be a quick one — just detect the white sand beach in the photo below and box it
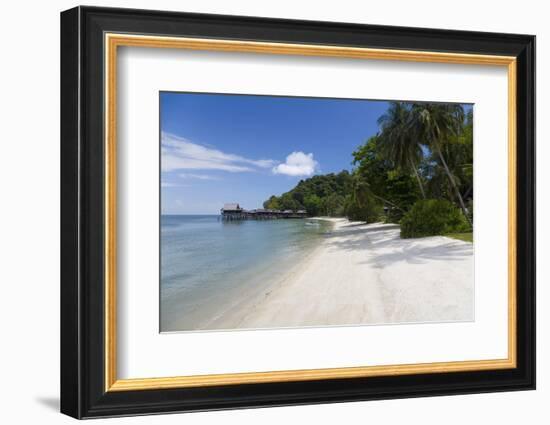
[204,218,474,330]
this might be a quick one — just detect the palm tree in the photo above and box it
[410,103,472,227]
[351,174,403,215]
[377,102,426,198]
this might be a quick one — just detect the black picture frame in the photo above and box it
[61,5,535,419]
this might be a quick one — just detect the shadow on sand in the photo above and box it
[325,224,472,268]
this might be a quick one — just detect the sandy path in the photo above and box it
[205,219,473,330]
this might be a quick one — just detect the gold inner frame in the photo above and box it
[104,33,517,392]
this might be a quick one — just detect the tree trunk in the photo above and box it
[354,185,404,212]
[436,148,472,227]
[408,157,426,199]
[370,193,404,212]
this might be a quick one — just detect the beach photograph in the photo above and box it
[160,92,474,333]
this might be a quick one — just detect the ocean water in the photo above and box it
[160,215,333,332]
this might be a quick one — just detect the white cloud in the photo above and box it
[162,132,275,173]
[179,173,219,180]
[161,182,189,188]
[272,152,318,177]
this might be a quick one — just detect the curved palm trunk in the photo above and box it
[408,157,426,199]
[354,184,404,213]
[370,192,404,212]
[435,148,472,227]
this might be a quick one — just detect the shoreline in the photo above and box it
[161,216,335,332]
[196,218,336,331]
[198,218,473,331]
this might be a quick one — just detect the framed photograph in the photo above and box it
[60,6,535,419]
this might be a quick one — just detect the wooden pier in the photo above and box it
[221,203,308,221]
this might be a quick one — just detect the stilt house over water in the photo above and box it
[220,203,246,220]
[220,203,308,220]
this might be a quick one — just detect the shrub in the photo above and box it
[344,194,383,223]
[385,206,404,224]
[400,199,470,239]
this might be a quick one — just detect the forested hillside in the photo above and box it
[263,171,353,216]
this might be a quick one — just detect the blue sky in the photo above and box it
[160,92,390,214]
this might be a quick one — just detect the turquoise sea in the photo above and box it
[160,215,332,332]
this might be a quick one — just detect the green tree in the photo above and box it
[279,193,301,211]
[384,170,421,222]
[263,195,280,210]
[324,193,345,216]
[303,194,322,216]
[443,108,473,202]
[410,103,472,226]
[344,175,383,222]
[263,172,351,216]
[377,102,426,198]
[352,136,420,221]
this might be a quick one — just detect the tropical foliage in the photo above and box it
[263,171,353,216]
[264,101,473,238]
[400,199,470,239]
